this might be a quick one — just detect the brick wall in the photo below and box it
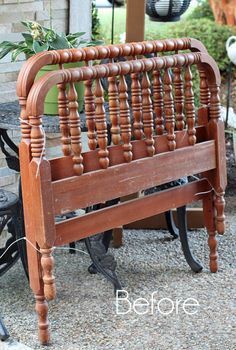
[0,0,69,83]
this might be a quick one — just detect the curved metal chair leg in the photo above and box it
[0,315,9,341]
[85,235,122,294]
[165,210,179,239]
[177,206,203,273]
[87,229,113,274]
[17,180,28,278]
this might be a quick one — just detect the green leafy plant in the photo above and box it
[188,0,214,21]
[146,18,236,73]
[92,0,101,39]
[0,20,103,61]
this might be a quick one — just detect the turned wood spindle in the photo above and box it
[131,72,143,140]
[209,85,221,121]
[185,65,196,146]
[214,194,225,235]
[173,66,185,130]
[29,114,45,161]
[141,71,155,156]
[119,75,133,162]
[40,247,56,301]
[163,68,176,151]
[57,83,71,156]
[208,229,218,272]
[94,78,109,168]
[84,79,97,150]
[203,193,218,273]
[19,97,31,141]
[108,75,121,145]
[199,69,210,107]
[35,294,50,345]
[209,84,226,235]
[153,70,164,135]
[68,83,84,175]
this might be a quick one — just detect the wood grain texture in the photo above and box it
[17,40,226,346]
[17,38,208,100]
[185,65,196,145]
[94,78,109,168]
[57,82,71,156]
[52,141,216,214]
[142,71,155,156]
[131,72,143,140]
[41,248,56,301]
[173,67,185,131]
[108,75,121,144]
[203,192,218,272]
[119,75,133,162]
[55,179,211,246]
[49,126,208,181]
[153,70,164,135]
[163,68,176,151]
[68,83,84,175]
[35,294,49,345]
[84,79,97,150]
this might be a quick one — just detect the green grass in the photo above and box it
[98,7,172,44]
[97,6,195,44]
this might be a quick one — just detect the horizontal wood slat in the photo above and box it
[52,140,216,215]
[49,126,208,181]
[54,179,211,246]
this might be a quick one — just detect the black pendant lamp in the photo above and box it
[146,0,192,22]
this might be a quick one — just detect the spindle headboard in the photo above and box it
[17,43,226,346]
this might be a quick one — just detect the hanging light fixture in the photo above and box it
[146,0,191,22]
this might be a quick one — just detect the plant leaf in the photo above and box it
[49,34,70,50]
[21,33,33,44]
[80,39,104,47]
[66,32,86,39]
[21,21,33,31]
[33,40,49,53]
[11,48,24,61]
[0,46,14,60]
[0,41,18,49]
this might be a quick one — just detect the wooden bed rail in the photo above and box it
[55,178,212,245]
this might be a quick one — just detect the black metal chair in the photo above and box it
[0,129,27,278]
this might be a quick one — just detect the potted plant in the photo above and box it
[0,21,103,114]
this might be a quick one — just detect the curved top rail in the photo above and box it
[26,51,220,117]
[17,38,207,98]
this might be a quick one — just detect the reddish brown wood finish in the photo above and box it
[185,65,196,146]
[119,74,133,162]
[54,179,211,245]
[163,68,176,151]
[17,41,227,346]
[173,67,185,131]
[142,71,155,156]
[84,78,97,150]
[153,69,164,135]
[108,75,121,144]
[94,79,109,168]
[68,83,83,175]
[131,72,143,140]
[57,82,71,156]
[52,141,216,215]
